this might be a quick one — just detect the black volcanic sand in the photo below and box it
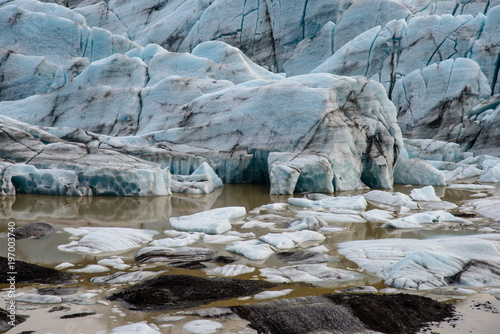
[0,257,78,285]
[107,274,276,311]
[231,293,456,334]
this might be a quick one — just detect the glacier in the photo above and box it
[1,0,500,195]
[4,2,500,333]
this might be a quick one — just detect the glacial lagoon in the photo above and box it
[1,183,500,333]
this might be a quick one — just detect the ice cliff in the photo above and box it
[1,0,500,196]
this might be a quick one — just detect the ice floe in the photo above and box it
[284,216,328,231]
[361,209,395,222]
[97,257,130,270]
[205,264,255,277]
[260,263,362,285]
[447,184,496,191]
[226,240,275,261]
[288,195,367,210]
[471,197,500,222]
[169,207,246,234]
[409,186,441,202]
[295,211,366,223]
[363,190,418,209]
[151,233,201,248]
[58,227,158,254]
[259,231,326,250]
[15,294,62,304]
[381,211,466,229]
[254,289,294,300]
[202,234,243,244]
[68,265,110,274]
[182,319,223,334]
[109,322,161,334]
[91,271,160,284]
[338,234,500,289]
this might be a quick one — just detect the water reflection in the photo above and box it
[0,185,281,228]
[1,194,171,227]
[0,183,499,334]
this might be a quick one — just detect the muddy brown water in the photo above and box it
[1,184,500,333]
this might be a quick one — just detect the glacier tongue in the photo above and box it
[0,116,171,196]
[3,0,500,195]
[0,4,138,64]
[0,41,404,193]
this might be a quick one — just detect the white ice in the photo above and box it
[253,289,293,300]
[471,197,500,222]
[363,190,419,209]
[68,264,110,273]
[226,240,275,261]
[382,211,466,229]
[109,322,161,334]
[169,206,246,235]
[409,186,441,201]
[260,231,325,250]
[15,294,62,304]
[205,264,255,277]
[91,271,159,284]
[338,234,500,289]
[59,227,158,254]
[202,234,243,244]
[288,195,367,210]
[260,264,362,285]
[151,233,201,247]
[295,211,366,223]
[447,184,496,191]
[361,209,394,222]
[182,319,223,334]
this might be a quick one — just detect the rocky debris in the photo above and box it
[48,306,70,313]
[134,246,216,264]
[211,256,240,264]
[107,274,276,311]
[60,311,96,319]
[276,251,339,264]
[0,256,78,285]
[11,222,54,240]
[37,287,78,296]
[231,293,455,334]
